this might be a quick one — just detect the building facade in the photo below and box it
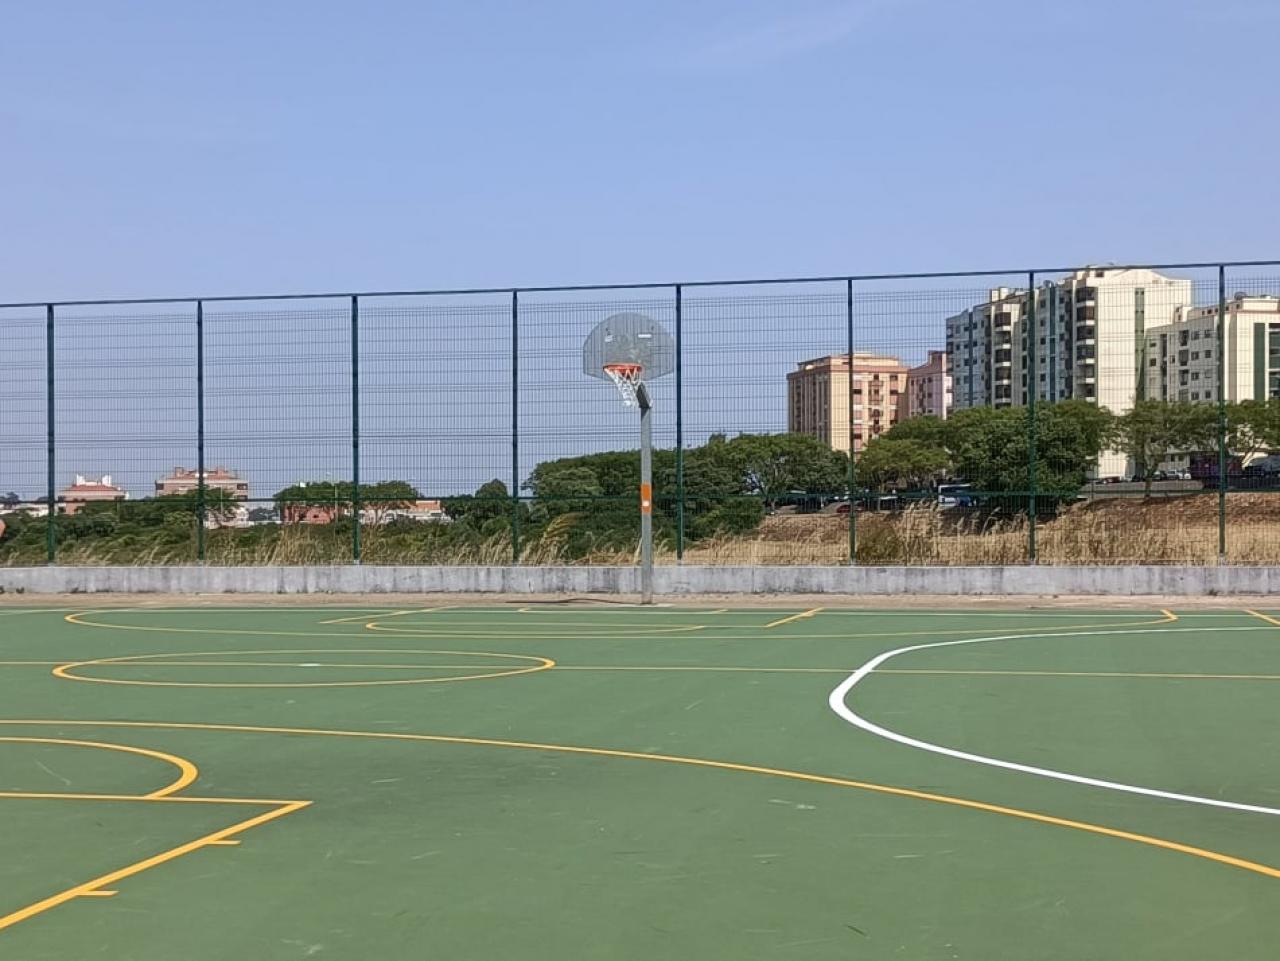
[155,467,249,499]
[786,353,908,453]
[946,267,1195,476]
[59,475,127,515]
[906,350,952,419]
[1145,294,1280,404]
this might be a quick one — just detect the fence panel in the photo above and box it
[359,294,512,564]
[3,261,1280,570]
[850,276,1027,565]
[1222,267,1280,564]
[51,306,197,564]
[681,282,847,565]
[203,300,350,564]
[516,290,677,566]
[0,308,50,564]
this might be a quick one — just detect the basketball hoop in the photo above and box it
[604,362,644,408]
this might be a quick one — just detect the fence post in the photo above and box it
[350,295,361,564]
[45,303,56,564]
[846,278,856,564]
[674,284,684,561]
[196,300,206,562]
[511,290,521,564]
[1217,265,1228,561]
[1026,272,1038,563]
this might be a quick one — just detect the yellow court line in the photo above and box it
[61,610,1182,643]
[554,665,1280,681]
[0,799,309,934]
[1245,609,1280,628]
[319,609,417,625]
[764,608,824,629]
[878,668,1280,681]
[5,718,1276,882]
[0,736,198,799]
[0,790,303,806]
[47,660,541,671]
[363,621,707,636]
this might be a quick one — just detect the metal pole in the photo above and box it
[351,295,361,563]
[674,284,684,562]
[846,278,856,564]
[511,290,521,564]
[45,303,56,564]
[196,300,206,562]
[1218,265,1228,561]
[1026,272,1038,563]
[638,384,654,605]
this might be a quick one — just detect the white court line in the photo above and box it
[828,625,1280,817]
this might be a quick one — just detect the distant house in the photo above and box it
[375,499,447,524]
[156,467,249,500]
[59,475,127,515]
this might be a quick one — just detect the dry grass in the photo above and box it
[8,493,1279,567]
[664,493,1280,566]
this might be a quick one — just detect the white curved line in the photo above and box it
[828,625,1280,817]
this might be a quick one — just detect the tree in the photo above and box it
[716,433,848,505]
[273,480,419,522]
[943,402,1114,498]
[1228,398,1280,461]
[882,415,949,450]
[1,492,19,509]
[444,479,514,532]
[1113,401,1216,496]
[855,438,950,491]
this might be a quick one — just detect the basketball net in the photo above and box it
[604,363,644,408]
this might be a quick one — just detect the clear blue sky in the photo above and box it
[3,0,1277,303]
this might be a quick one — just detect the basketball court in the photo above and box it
[2,603,1279,959]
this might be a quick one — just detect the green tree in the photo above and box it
[717,433,848,504]
[855,438,950,491]
[1113,401,1216,495]
[1227,398,1280,461]
[944,402,1114,497]
[273,480,419,519]
[882,414,949,449]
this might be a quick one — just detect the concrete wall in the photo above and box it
[3,564,1279,595]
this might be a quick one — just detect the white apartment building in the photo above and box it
[947,267,1194,476]
[947,287,1025,410]
[1145,294,1280,404]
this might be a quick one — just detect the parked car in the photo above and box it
[937,483,974,510]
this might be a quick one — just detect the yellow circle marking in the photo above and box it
[0,736,198,798]
[52,648,555,689]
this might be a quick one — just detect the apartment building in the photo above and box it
[786,353,908,453]
[947,287,1025,410]
[907,351,952,419]
[1145,294,1280,404]
[946,267,1194,475]
[155,466,250,499]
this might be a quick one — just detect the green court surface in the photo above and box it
[1,604,1279,960]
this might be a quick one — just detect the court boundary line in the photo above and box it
[0,736,309,934]
[828,614,1280,818]
[3,717,1278,882]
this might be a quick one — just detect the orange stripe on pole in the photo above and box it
[639,483,652,514]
